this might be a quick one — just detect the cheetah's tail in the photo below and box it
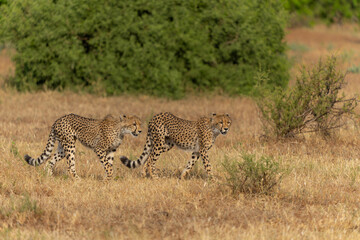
[24,128,56,166]
[120,131,152,169]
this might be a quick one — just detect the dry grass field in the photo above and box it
[1,24,360,239]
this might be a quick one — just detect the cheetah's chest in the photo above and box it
[110,135,123,150]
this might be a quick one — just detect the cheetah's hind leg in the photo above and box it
[45,142,65,176]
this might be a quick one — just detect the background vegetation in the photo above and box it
[257,56,358,138]
[1,1,359,98]
[283,0,360,24]
[0,0,289,98]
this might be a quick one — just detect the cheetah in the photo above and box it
[24,113,142,180]
[120,112,231,179]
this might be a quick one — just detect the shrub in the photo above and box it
[256,56,358,138]
[0,0,289,98]
[0,0,7,28]
[222,153,287,195]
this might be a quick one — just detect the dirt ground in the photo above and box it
[286,24,360,96]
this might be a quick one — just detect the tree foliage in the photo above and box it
[0,0,289,98]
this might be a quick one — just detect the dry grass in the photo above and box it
[1,24,360,239]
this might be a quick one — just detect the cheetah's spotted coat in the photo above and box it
[121,112,231,179]
[24,113,142,180]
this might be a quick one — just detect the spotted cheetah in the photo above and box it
[120,112,231,179]
[24,113,142,180]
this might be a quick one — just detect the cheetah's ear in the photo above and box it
[120,114,127,121]
[225,113,230,117]
[210,113,217,123]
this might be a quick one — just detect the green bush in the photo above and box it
[283,0,360,24]
[0,0,289,98]
[256,56,358,138]
[0,0,7,26]
[222,153,287,195]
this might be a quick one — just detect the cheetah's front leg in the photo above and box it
[200,149,213,179]
[180,152,200,179]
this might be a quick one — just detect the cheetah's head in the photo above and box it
[120,115,142,137]
[211,113,232,135]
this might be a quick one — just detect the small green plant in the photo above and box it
[10,141,19,158]
[19,194,41,215]
[288,43,310,53]
[348,65,360,74]
[340,51,354,63]
[222,153,288,195]
[0,194,43,217]
[348,166,360,187]
[256,56,358,138]
[327,43,334,51]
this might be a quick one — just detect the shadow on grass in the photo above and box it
[50,164,212,181]
[151,165,209,180]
